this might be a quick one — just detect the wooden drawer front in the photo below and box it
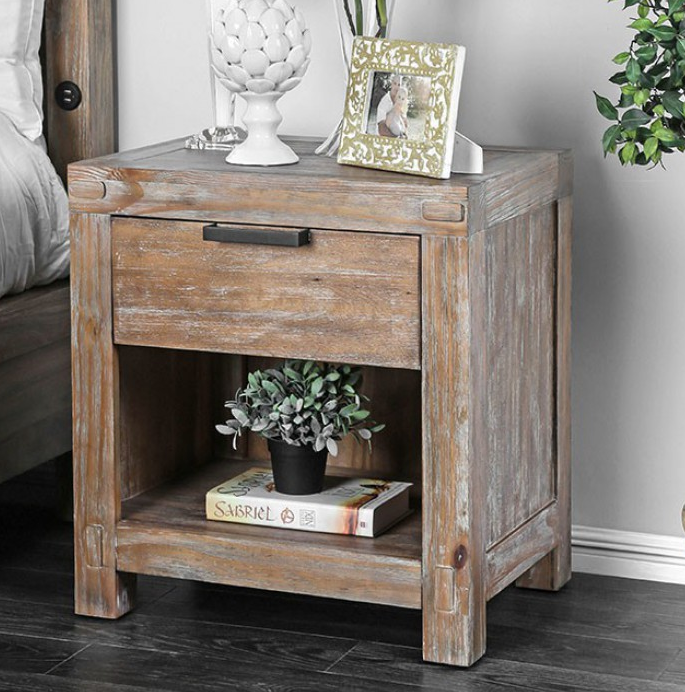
[112,218,421,369]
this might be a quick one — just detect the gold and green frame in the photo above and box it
[337,37,465,179]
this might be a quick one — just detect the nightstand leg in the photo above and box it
[422,236,486,666]
[71,213,136,618]
[517,196,573,593]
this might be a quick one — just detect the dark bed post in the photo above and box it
[44,0,115,183]
[0,1,115,492]
[45,0,115,515]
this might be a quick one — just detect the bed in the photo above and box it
[0,0,114,486]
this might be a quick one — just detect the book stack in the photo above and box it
[206,467,412,538]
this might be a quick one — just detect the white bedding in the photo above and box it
[0,111,69,299]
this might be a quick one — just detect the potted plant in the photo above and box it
[595,0,685,166]
[216,360,384,495]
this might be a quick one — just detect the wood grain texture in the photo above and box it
[211,355,249,461]
[69,141,468,237]
[0,0,114,487]
[421,235,486,666]
[118,347,214,501]
[489,574,685,652]
[0,632,84,674]
[0,282,72,482]
[0,281,70,363]
[49,643,421,692]
[0,473,678,692]
[44,0,115,182]
[111,219,421,370]
[517,196,573,592]
[486,502,558,600]
[0,672,167,692]
[69,139,573,668]
[141,575,424,648]
[471,151,568,230]
[663,650,685,685]
[470,206,557,548]
[71,213,135,618]
[0,598,358,674]
[330,636,684,691]
[466,149,572,234]
[117,460,422,609]
[0,344,71,485]
[0,484,683,692]
[69,141,569,239]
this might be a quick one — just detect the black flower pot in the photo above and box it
[268,439,328,495]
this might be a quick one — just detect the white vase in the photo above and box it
[226,91,298,166]
[315,0,397,157]
[210,0,312,166]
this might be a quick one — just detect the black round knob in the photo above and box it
[55,81,82,111]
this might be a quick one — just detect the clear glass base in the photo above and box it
[185,126,247,151]
[317,0,396,158]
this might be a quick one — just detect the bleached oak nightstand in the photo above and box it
[68,138,572,667]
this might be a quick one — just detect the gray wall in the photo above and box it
[118,0,685,539]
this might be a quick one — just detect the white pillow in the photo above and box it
[0,0,45,141]
[0,112,69,298]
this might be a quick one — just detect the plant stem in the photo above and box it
[376,0,388,37]
[342,0,356,35]
[354,0,364,35]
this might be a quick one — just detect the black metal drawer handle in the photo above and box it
[202,225,311,247]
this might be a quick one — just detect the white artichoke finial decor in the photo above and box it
[211,0,312,166]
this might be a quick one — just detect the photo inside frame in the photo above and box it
[365,71,433,142]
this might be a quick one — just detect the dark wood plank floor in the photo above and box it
[1,464,685,691]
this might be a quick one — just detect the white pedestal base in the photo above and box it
[226,92,298,167]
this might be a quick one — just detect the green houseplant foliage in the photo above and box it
[595,0,685,166]
[216,360,384,457]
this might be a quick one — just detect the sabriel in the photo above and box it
[210,501,276,523]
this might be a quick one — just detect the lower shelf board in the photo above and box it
[117,459,423,609]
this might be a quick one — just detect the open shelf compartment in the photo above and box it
[117,459,423,609]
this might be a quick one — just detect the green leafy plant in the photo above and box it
[595,0,685,166]
[216,360,384,456]
[342,0,389,37]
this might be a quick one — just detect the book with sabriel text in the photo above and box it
[206,467,412,538]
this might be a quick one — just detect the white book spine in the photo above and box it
[206,491,371,536]
[357,482,409,537]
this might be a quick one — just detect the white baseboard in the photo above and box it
[572,525,685,585]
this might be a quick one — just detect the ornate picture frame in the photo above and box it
[337,37,466,180]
